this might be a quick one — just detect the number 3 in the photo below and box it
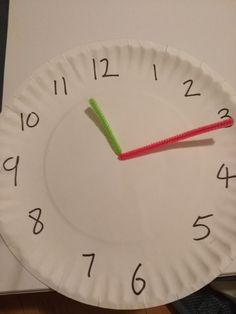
[218,108,232,127]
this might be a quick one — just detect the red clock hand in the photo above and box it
[118,117,233,160]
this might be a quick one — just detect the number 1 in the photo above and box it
[153,64,158,80]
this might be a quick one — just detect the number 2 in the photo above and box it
[183,79,201,97]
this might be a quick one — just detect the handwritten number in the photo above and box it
[183,79,201,97]
[54,77,67,95]
[92,58,119,80]
[131,263,146,295]
[218,108,232,127]
[100,58,118,77]
[217,163,236,188]
[54,80,57,95]
[153,64,158,81]
[218,108,231,119]
[20,112,39,131]
[28,208,44,235]
[193,214,213,241]
[82,253,95,278]
[92,59,97,80]
[3,156,19,187]
[62,77,67,95]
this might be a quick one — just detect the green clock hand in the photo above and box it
[88,98,122,155]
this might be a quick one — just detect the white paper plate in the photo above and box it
[0,40,236,309]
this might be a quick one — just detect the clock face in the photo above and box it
[0,40,236,309]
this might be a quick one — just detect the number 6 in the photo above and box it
[131,263,146,295]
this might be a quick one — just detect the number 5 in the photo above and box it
[193,214,213,241]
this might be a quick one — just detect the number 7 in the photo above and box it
[82,253,95,278]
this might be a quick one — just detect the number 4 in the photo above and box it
[217,163,236,188]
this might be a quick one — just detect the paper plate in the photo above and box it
[0,40,236,309]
